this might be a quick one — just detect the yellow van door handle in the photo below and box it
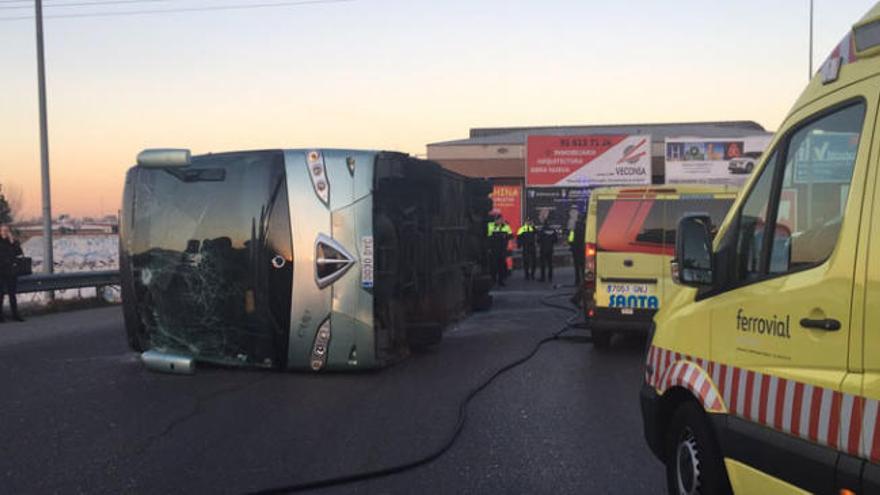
[799,318,841,331]
[623,259,634,267]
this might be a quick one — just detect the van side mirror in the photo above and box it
[672,214,714,287]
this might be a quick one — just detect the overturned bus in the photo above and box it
[119,148,494,371]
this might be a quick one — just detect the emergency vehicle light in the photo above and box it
[136,148,191,168]
[854,17,880,56]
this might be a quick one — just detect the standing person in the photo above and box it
[487,215,512,287]
[568,213,587,287]
[516,218,537,280]
[0,224,25,322]
[536,220,558,282]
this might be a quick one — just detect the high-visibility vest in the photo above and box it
[517,224,535,236]
[488,222,511,236]
[568,230,575,243]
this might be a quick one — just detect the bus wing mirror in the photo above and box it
[673,214,714,287]
[137,148,191,168]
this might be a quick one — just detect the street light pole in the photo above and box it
[809,0,814,80]
[34,0,54,276]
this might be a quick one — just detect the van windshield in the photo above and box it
[596,195,733,256]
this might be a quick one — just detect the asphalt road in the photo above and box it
[0,268,665,494]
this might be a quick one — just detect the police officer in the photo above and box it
[536,220,558,282]
[487,215,512,286]
[516,218,537,280]
[568,213,587,286]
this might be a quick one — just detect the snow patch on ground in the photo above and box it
[13,235,121,307]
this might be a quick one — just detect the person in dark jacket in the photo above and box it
[536,221,558,282]
[0,224,24,322]
[568,213,587,287]
[516,218,537,280]
[487,215,512,286]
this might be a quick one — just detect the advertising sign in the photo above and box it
[490,181,523,235]
[524,187,590,233]
[665,136,772,185]
[791,132,860,184]
[526,135,652,187]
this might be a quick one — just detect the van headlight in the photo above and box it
[310,318,332,371]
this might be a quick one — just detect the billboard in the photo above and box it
[490,181,523,235]
[791,132,859,184]
[665,136,772,185]
[524,187,590,233]
[526,135,652,187]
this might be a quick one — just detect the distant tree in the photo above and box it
[3,183,24,220]
[0,193,12,225]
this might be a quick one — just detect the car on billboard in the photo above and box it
[727,151,762,174]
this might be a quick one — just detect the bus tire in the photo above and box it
[473,293,493,312]
[406,322,443,350]
[592,329,612,349]
[665,401,731,495]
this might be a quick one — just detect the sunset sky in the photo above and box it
[0,0,873,218]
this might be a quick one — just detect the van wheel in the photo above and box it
[592,329,612,349]
[665,402,731,495]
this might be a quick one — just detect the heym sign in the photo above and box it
[526,135,652,187]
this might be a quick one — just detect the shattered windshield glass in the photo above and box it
[128,151,292,368]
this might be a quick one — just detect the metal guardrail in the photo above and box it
[17,270,120,294]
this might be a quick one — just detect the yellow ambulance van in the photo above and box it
[641,4,880,493]
[584,185,737,348]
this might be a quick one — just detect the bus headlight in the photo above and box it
[310,318,332,371]
[307,150,330,205]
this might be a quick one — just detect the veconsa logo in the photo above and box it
[615,167,647,175]
[615,138,649,176]
[618,138,648,165]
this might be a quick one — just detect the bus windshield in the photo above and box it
[127,150,293,368]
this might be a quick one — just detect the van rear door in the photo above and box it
[595,193,667,315]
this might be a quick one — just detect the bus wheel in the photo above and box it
[592,329,611,349]
[665,402,731,495]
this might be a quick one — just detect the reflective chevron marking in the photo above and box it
[645,345,880,463]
